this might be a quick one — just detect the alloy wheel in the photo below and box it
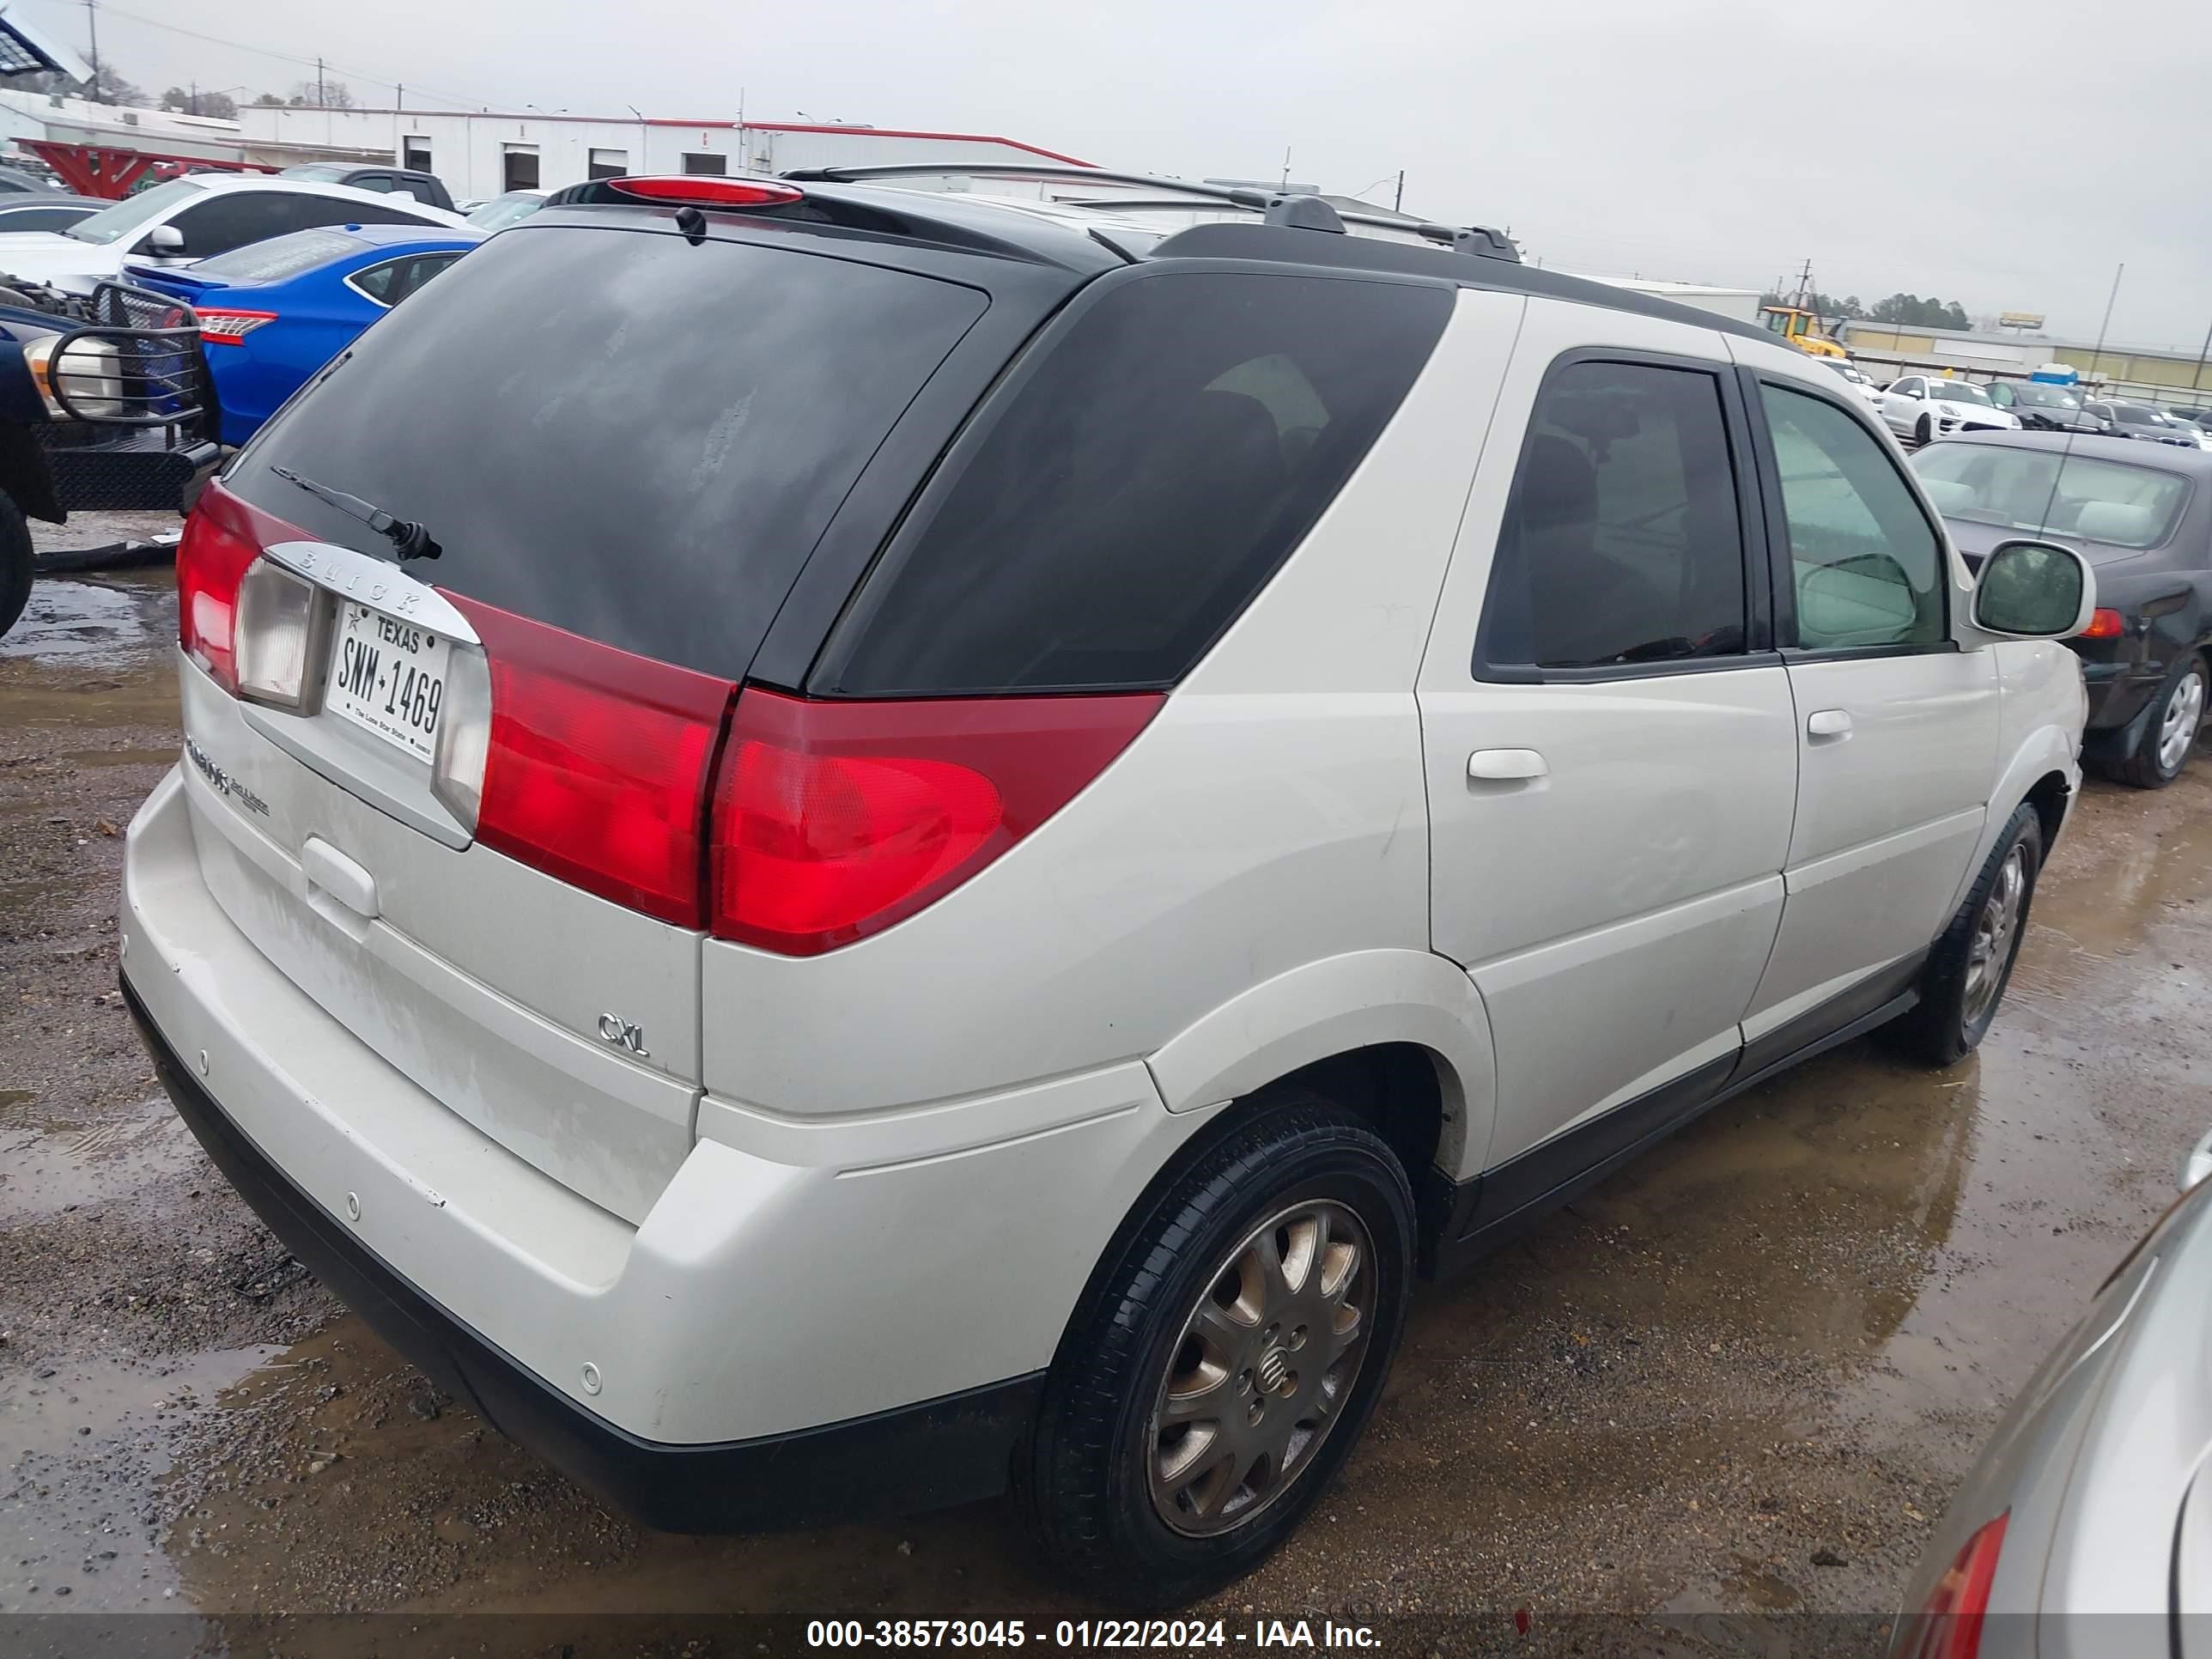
[2157,667,2206,776]
[1147,1199,1376,1537]
[1962,844,2027,1026]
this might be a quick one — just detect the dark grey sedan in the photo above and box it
[2085,398,2203,448]
[1889,1123,2212,1657]
[0,193,101,234]
[1987,380,2107,435]
[1912,431,2212,786]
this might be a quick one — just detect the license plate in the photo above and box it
[325,601,452,765]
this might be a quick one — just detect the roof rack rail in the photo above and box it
[777,162,1521,263]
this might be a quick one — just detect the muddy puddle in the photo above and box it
[3,540,2209,1632]
[0,573,178,732]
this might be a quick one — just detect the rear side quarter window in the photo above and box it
[814,268,1453,696]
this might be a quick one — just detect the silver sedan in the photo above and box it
[1891,1127,2212,1656]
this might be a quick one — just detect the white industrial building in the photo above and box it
[0,87,1093,200]
[231,104,1094,202]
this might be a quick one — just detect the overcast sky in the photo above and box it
[43,0,2212,349]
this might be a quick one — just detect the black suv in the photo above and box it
[278,163,455,213]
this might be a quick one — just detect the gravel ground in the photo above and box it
[2,514,2207,1656]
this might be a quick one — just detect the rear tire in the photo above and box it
[1894,803,2043,1066]
[2101,652,2206,789]
[1018,1094,1414,1607]
[0,489,31,640]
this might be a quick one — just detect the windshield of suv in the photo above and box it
[2114,404,2167,423]
[1929,381,1992,406]
[1911,444,2189,550]
[65,177,204,245]
[228,225,988,678]
[466,191,544,231]
[2010,383,2081,409]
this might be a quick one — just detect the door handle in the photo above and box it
[1468,748,1548,781]
[1806,708,1853,739]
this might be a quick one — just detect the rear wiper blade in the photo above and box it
[268,465,440,562]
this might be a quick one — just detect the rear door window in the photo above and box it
[1477,357,1748,673]
[817,269,1451,695]
[228,227,989,678]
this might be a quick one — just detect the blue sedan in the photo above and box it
[125,222,483,445]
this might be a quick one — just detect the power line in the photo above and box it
[52,0,497,108]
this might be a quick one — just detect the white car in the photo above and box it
[1822,356,1884,404]
[1879,374,2022,444]
[121,173,2096,1606]
[0,173,465,296]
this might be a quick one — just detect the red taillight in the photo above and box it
[2082,607,2126,639]
[195,309,278,345]
[176,478,305,692]
[442,594,735,928]
[709,690,1162,956]
[1899,1511,2008,1659]
[606,176,804,209]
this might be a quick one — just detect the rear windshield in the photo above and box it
[818,269,1453,695]
[1911,443,2190,550]
[190,228,362,283]
[228,225,988,675]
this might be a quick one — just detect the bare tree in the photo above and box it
[287,79,356,110]
[159,86,239,119]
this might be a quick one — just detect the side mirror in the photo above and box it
[1971,539,2096,638]
[142,222,185,257]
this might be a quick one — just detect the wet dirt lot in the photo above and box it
[2,520,2208,1653]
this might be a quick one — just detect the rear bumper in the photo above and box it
[126,971,1042,1531]
[120,762,1196,1529]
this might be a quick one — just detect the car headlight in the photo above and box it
[21,332,124,420]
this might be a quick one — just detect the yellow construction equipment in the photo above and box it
[1759,305,1849,360]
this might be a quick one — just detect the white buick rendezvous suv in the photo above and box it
[122,170,2094,1605]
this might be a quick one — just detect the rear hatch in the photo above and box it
[179,209,1018,1220]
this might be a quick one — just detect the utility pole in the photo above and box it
[2191,313,2212,399]
[81,0,99,100]
[396,83,404,112]
[1393,168,1404,213]
[1279,145,1291,189]
[188,80,197,115]
[316,56,325,108]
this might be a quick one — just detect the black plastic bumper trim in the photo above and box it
[123,975,1044,1533]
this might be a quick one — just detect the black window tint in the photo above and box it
[283,196,437,233]
[1479,359,1746,672]
[387,252,463,304]
[1759,382,1944,651]
[820,270,1450,696]
[350,258,400,303]
[167,192,297,258]
[228,228,987,679]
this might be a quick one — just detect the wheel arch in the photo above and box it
[1144,948,1497,1188]
[1951,721,2077,916]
